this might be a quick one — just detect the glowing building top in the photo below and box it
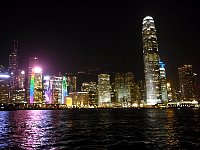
[142,16,158,54]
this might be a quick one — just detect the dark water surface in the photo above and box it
[0,108,200,149]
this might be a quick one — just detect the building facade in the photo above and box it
[28,57,43,104]
[115,73,126,102]
[0,74,10,103]
[15,70,26,103]
[98,74,111,106]
[8,40,19,103]
[142,16,161,105]
[178,65,199,101]
[159,61,168,103]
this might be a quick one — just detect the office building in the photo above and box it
[159,61,168,103]
[28,57,43,104]
[142,16,161,105]
[8,40,19,103]
[178,65,199,101]
[0,74,10,103]
[98,74,111,106]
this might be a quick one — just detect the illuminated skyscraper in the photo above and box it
[27,57,43,104]
[49,75,68,104]
[142,16,161,105]
[15,70,26,103]
[43,75,52,104]
[114,72,135,105]
[0,74,10,103]
[178,65,199,101]
[8,40,19,102]
[98,74,111,106]
[159,61,168,103]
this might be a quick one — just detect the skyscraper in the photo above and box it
[159,61,168,103]
[115,73,126,102]
[142,16,161,105]
[98,74,111,106]
[178,65,199,101]
[9,40,19,102]
[27,57,43,104]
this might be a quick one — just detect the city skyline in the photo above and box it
[0,0,200,86]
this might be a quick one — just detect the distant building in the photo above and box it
[68,92,88,107]
[115,73,126,102]
[30,67,43,104]
[66,73,77,92]
[50,75,68,104]
[81,82,98,106]
[0,74,10,103]
[110,83,116,103]
[81,82,90,92]
[8,40,19,103]
[15,70,26,103]
[125,72,135,104]
[98,74,111,106]
[142,16,161,105]
[114,72,136,105]
[43,75,52,104]
[27,57,43,104]
[178,65,199,101]
[167,83,173,102]
[159,61,168,103]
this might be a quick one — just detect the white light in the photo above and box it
[33,67,42,73]
[21,70,25,74]
[0,74,10,78]
[44,76,50,80]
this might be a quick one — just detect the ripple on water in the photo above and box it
[0,109,200,149]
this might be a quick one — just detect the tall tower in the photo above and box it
[142,16,161,105]
[9,40,19,102]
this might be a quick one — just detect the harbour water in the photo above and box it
[0,108,200,149]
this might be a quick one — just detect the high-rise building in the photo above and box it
[15,70,26,103]
[66,73,77,92]
[125,72,135,104]
[178,65,199,101]
[8,40,19,103]
[27,57,43,104]
[81,82,98,106]
[159,61,168,103]
[114,72,136,105]
[43,75,52,104]
[30,67,43,104]
[50,75,68,104]
[115,73,126,102]
[142,16,161,105]
[0,74,10,103]
[98,74,111,106]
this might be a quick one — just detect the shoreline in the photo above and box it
[0,106,199,111]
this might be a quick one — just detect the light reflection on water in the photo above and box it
[0,109,200,149]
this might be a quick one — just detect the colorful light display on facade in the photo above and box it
[29,66,42,104]
[62,76,67,104]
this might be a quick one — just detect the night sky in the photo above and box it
[0,0,199,86]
